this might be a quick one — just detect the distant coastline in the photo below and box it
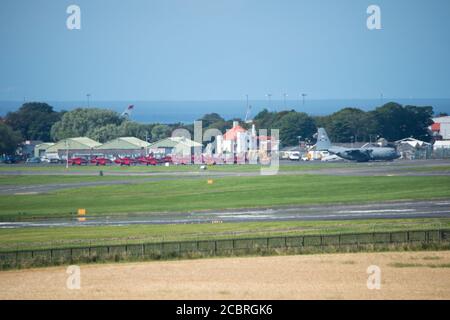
[1,98,449,124]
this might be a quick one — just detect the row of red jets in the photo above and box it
[68,156,172,166]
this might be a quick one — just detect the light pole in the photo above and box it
[302,93,307,106]
[86,93,91,108]
[283,93,288,109]
[65,140,69,169]
[266,93,272,110]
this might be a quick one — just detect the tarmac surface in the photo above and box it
[1,199,449,229]
[1,159,450,195]
[1,160,449,228]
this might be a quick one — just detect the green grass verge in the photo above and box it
[399,165,450,172]
[0,175,163,186]
[0,218,448,251]
[1,174,450,220]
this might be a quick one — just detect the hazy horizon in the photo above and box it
[1,98,449,124]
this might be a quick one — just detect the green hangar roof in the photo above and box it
[95,137,151,150]
[46,137,102,152]
[149,137,203,148]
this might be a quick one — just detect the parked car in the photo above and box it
[2,155,18,164]
[289,152,301,161]
[68,157,88,166]
[321,154,344,162]
[41,156,61,164]
[26,157,41,164]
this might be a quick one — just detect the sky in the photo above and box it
[0,0,449,102]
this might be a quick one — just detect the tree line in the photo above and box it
[0,101,436,155]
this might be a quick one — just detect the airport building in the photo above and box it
[40,137,101,160]
[215,121,258,155]
[34,142,55,158]
[95,137,150,158]
[148,136,203,156]
[431,116,450,140]
[395,138,432,160]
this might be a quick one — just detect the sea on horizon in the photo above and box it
[1,98,449,124]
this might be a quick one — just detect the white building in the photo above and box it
[434,140,450,150]
[431,116,450,140]
[216,121,258,155]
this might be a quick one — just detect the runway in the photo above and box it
[1,160,450,195]
[1,199,449,229]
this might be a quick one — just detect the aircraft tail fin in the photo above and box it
[316,128,332,151]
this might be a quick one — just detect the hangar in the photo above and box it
[34,142,55,158]
[43,137,101,159]
[148,136,203,156]
[95,137,151,158]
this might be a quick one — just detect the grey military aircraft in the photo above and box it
[315,128,401,162]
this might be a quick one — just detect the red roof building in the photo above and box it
[223,125,246,141]
[431,123,441,132]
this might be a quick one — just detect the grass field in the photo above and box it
[0,218,448,251]
[3,251,448,299]
[0,174,450,220]
[0,175,162,185]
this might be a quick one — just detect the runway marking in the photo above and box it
[14,192,38,195]
[336,209,416,214]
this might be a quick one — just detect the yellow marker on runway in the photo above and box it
[77,208,86,216]
[207,179,214,185]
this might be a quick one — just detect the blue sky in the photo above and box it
[1,0,449,101]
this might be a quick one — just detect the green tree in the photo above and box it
[150,124,171,142]
[0,122,23,155]
[198,113,225,128]
[51,108,123,141]
[324,108,376,143]
[89,124,121,143]
[253,109,278,129]
[119,121,153,141]
[371,102,433,141]
[272,111,316,146]
[5,102,62,141]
